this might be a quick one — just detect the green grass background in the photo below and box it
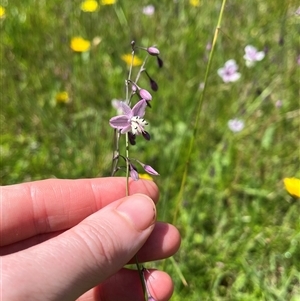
[1,0,299,300]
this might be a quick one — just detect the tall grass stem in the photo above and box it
[172,0,228,224]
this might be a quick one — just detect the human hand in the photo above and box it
[1,177,180,301]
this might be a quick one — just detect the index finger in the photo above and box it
[0,177,159,246]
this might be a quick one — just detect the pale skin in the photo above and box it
[1,177,181,301]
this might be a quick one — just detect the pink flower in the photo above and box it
[109,99,150,138]
[275,100,283,108]
[243,45,265,67]
[228,118,244,133]
[217,60,241,83]
[142,5,155,16]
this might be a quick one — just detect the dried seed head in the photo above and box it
[157,56,163,68]
[149,78,158,91]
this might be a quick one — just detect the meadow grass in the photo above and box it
[1,0,300,300]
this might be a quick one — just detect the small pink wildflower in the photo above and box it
[109,99,149,136]
[243,45,265,67]
[275,100,283,108]
[142,5,155,16]
[217,60,241,83]
[228,118,244,133]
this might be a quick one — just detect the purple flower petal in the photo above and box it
[120,124,132,133]
[132,99,147,117]
[109,115,130,129]
[119,101,133,117]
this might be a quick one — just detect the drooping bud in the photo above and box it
[157,56,163,68]
[143,164,159,175]
[147,46,160,56]
[139,88,152,101]
[136,160,159,175]
[149,78,158,91]
[129,163,139,181]
[145,71,159,92]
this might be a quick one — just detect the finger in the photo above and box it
[77,269,173,301]
[0,222,181,261]
[2,194,157,301]
[1,177,159,246]
[133,222,181,263]
[0,230,65,255]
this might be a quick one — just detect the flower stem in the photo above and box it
[111,130,120,176]
[125,132,130,196]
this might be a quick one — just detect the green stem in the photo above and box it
[172,0,227,224]
[125,132,129,196]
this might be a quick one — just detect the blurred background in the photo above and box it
[1,1,299,300]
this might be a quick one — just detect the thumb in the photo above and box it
[3,194,156,301]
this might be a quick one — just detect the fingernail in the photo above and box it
[116,194,156,231]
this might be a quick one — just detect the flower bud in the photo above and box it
[131,40,136,49]
[131,84,137,93]
[129,163,139,181]
[147,46,160,56]
[157,56,163,68]
[139,88,152,101]
[149,78,158,91]
[144,166,158,175]
[135,160,159,176]
[143,164,159,175]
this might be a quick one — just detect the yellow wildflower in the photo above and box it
[121,54,142,67]
[283,177,300,198]
[56,91,70,104]
[139,173,153,181]
[70,37,91,52]
[0,5,6,19]
[101,0,116,5]
[81,0,98,12]
[190,0,200,7]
